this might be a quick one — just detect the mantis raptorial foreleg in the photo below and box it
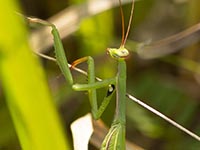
[28,17,116,120]
[73,57,127,150]
[71,56,116,119]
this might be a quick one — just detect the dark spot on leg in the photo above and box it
[106,84,115,97]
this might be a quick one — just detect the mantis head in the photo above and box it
[107,0,134,60]
[107,46,129,60]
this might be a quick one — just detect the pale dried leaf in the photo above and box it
[71,113,93,150]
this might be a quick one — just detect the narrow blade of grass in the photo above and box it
[0,0,70,150]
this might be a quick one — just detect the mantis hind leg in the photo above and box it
[71,56,116,120]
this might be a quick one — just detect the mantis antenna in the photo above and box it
[107,0,134,59]
[119,0,135,46]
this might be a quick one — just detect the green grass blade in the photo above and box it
[0,0,70,150]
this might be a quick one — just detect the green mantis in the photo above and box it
[28,0,134,149]
[27,0,200,149]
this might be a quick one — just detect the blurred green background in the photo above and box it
[1,0,200,149]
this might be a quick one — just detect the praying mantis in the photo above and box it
[26,0,200,149]
[28,0,134,149]
[72,0,133,148]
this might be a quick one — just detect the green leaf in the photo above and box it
[0,1,70,150]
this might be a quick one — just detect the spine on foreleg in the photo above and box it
[101,122,125,150]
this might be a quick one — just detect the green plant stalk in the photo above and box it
[0,0,70,150]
